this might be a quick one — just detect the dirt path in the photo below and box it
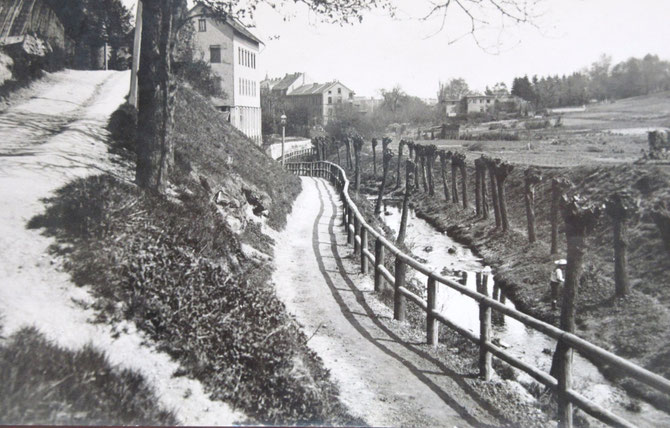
[274,177,505,427]
[0,70,243,425]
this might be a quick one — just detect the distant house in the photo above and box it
[264,72,356,126]
[353,96,382,115]
[463,94,530,116]
[442,99,461,117]
[188,4,263,144]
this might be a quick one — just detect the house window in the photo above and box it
[252,53,255,69]
[328,96,332,104]
[338,88,342,94]
[328,90,332,94]
[198,19,206,32]
[238,48,241,64]
[210,46,221,63]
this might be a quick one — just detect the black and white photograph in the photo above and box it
[0,0,669,426]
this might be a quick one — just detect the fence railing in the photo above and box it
[285,160,670,428]
[277,147,316,164]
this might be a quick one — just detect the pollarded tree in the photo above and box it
[395,139,406,188]
[424,144,437,196]
[450,151,460,204]
[452,152,468,209]
[494,159,514,232]
[605,192,638,297]
[485,157,501,228]
[371,138,379,177]
[397,159,415,244]
[438,150,451,202]
[135,0,544,194]
[524,167,542,243]
[374,146,394,215]
[353,134,364,190]
[550,177,572,254]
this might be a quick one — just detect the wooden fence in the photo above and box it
[277,147,316,164]
[285,159,670,428]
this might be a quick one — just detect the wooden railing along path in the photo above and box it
[286,160,670,428]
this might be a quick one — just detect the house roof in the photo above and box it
[189,3,263,46]
[271,73,304,91]
[288,81,353,96]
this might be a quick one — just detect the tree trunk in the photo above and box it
[551,179,560,254]
[372,140,378,177]
[354,147,361,190]
[375,149,394,215]
[494,161,514,232]
[336,143,341,165]
[460,163,468,209]
[481,165,489,219]
[474,159,482,216]
[345,138,352,169]
[451,161,459,204]
[487,162,501,228]
[439,152,450,202]
[397,160,414,244]
[549,196,599,425]
[395,141,404,189]
[524,168,542,243]
[136,0,177,194]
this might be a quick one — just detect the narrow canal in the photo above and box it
[379,200,669,427]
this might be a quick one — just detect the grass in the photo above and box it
[24,84,360,425]
[0,325,175,425]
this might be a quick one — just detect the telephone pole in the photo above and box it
[129,1,143,108]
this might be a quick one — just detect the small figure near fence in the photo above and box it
[550,259,566,307]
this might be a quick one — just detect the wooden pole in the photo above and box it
[347,207,353,245]
[360,228,368,274]
[487,159,502,228]
[427,277,438,346]
[478,272,492,380]
[397,160,415,245]
[129,0,143,108]
[374,238,385,292]
[394,258,407,321]
[524,168,542,243]
[354,216,361,254]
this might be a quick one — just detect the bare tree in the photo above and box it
[494,159,514,232]
[438,150,451,202]
[424,144,437,196]
[450,151,460,204]
[374,143,394,214]
[353,134,364,190]
[605,192,638,297]
[371,137,378,177]
[485,157,501,228]
[550,195,600,426]
[397,159,415,244]
[550,177,572,253]
[524,167,542,243]
[452,152,468,209]
[395,139,406,188]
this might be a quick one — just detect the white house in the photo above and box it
[188,4,263,144]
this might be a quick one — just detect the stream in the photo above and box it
[379,200,669,427]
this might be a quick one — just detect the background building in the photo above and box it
[189,4,262,144]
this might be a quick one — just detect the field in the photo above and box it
[404,91,670,168]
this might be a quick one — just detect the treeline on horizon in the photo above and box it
[509,53,670,109]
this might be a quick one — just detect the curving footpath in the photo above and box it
[273,177,506,427]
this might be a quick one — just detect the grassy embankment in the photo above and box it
[0,324,175,425]
[26,85,362,425]
[342,143,670,411]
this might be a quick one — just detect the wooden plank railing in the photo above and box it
[277,147,316,164]
[284,160,670,428]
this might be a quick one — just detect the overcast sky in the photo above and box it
[122,0,670,98]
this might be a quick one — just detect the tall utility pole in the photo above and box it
[129,1,143,108]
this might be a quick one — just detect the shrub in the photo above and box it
[173,60,224,99]
[107,102,137,154]
[524,120,550,130]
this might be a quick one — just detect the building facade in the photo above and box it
[189,4,262,144]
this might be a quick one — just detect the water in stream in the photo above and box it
[379,200,669,427]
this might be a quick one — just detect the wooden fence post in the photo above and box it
[427,277,438,346]
[347,207,353,245]
[354,216,361,254]
[374,238,385,292]
[360,228,368,274]
[394,258,407,321]
[478,272,492,380]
